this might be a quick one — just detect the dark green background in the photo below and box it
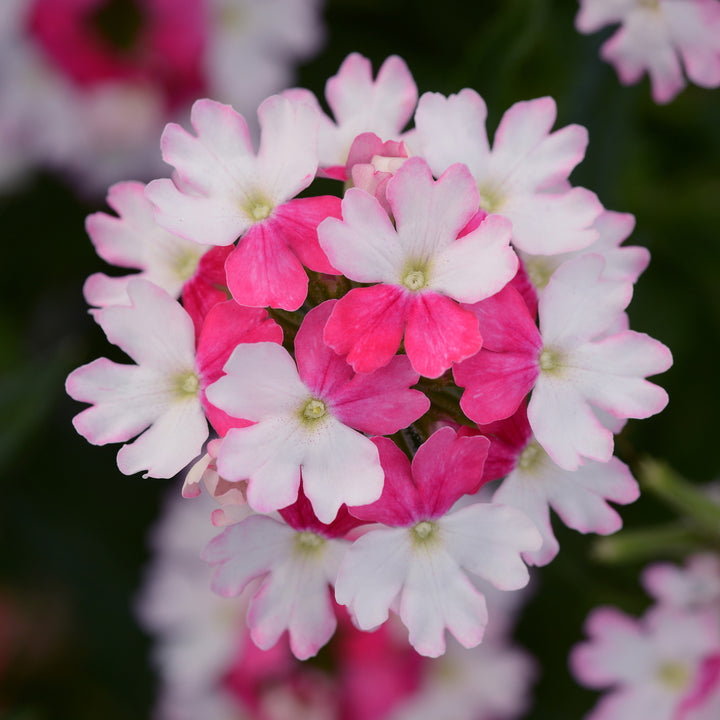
[1,0,719,717]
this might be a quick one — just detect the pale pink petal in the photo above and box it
[256,94,319,203]
[413,89,490,179]
[94,279,196,371]
[145,177,247,247]
[206,342,308,422]
[539,254,633,348]
[116,397,207,478]
[442,503,542,590]
[217,417,305,512]
[335,526,413,629]
[318,188,404,284]
[323,285,411,374]
[501,187,602,255]
[569,331,672,419]
[67,360,167,445]
[546,457,638,533]
[570,607,652,687]
[400,551,488,657]
[300,419,384,524]
[529,373,614,470]
[83,273,134,307]
[203,515,294,597]
[576,0,637,34]
[431,214,517,303]
[248,555,337,660]
[388,160,480,258]
[326,53,417,137]
[489,97,589,192]
[161,99,253,197]
[493,474,559,567]
[404,293,482,378]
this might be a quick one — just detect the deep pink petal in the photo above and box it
[455,351,539,426]
[404,293,482,378]
[462,404,532,483]
[225,221,309,311]
[279,483,365,538]
[295,300,355,398]
[273,196,343,275]
[412,427,491,518]
[324,285,411,374]
[330,354,429,435]
[462,284,541,353]
[182,245,233,338]
[196,300,283,435]
[349,437,420,526]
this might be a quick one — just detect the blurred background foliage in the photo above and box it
[0,0,719,717]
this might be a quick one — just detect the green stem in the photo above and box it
[638,458,720,536]
[593,523,718,564]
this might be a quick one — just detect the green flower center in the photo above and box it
[302,398,327,421]
[518,441,545,472]
[411,520,439,549]
[539,347,564,374]
[175,370,200,398]
[657,661,690,690]
[524,257,555,291]
[403,269,427,291]
[294,531,326,556]
[478,182,505,213]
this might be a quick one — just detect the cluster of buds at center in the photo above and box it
[66,53,672,659]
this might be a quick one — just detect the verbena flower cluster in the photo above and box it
[66,52,672,659]
[572,554,720,720]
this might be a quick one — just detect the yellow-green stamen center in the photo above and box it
[175,371,200,397]
[657,661,690,690]
[295,531,325,555]
[411,520,439,549]
[403,270,427,291]
[478,183,505,213]
[518,441,545,472]
[539,347,563,374]
[303,398,327,421]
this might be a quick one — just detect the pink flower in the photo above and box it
[205,300,429,523]
[413,90,603,255]
[518,209,650,299]
[643,555,720,612]
[202,488,361,660]
[83,180,232,337]
[454,255,672,470]
[66,280,280,478]
[474,405,639,566]
[571,605,720,720]
[335,427,541,657]
[145,95,341,310]
[318,157,517,377]
[576,0,720,104]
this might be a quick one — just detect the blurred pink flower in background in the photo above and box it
[0,0,325,193]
